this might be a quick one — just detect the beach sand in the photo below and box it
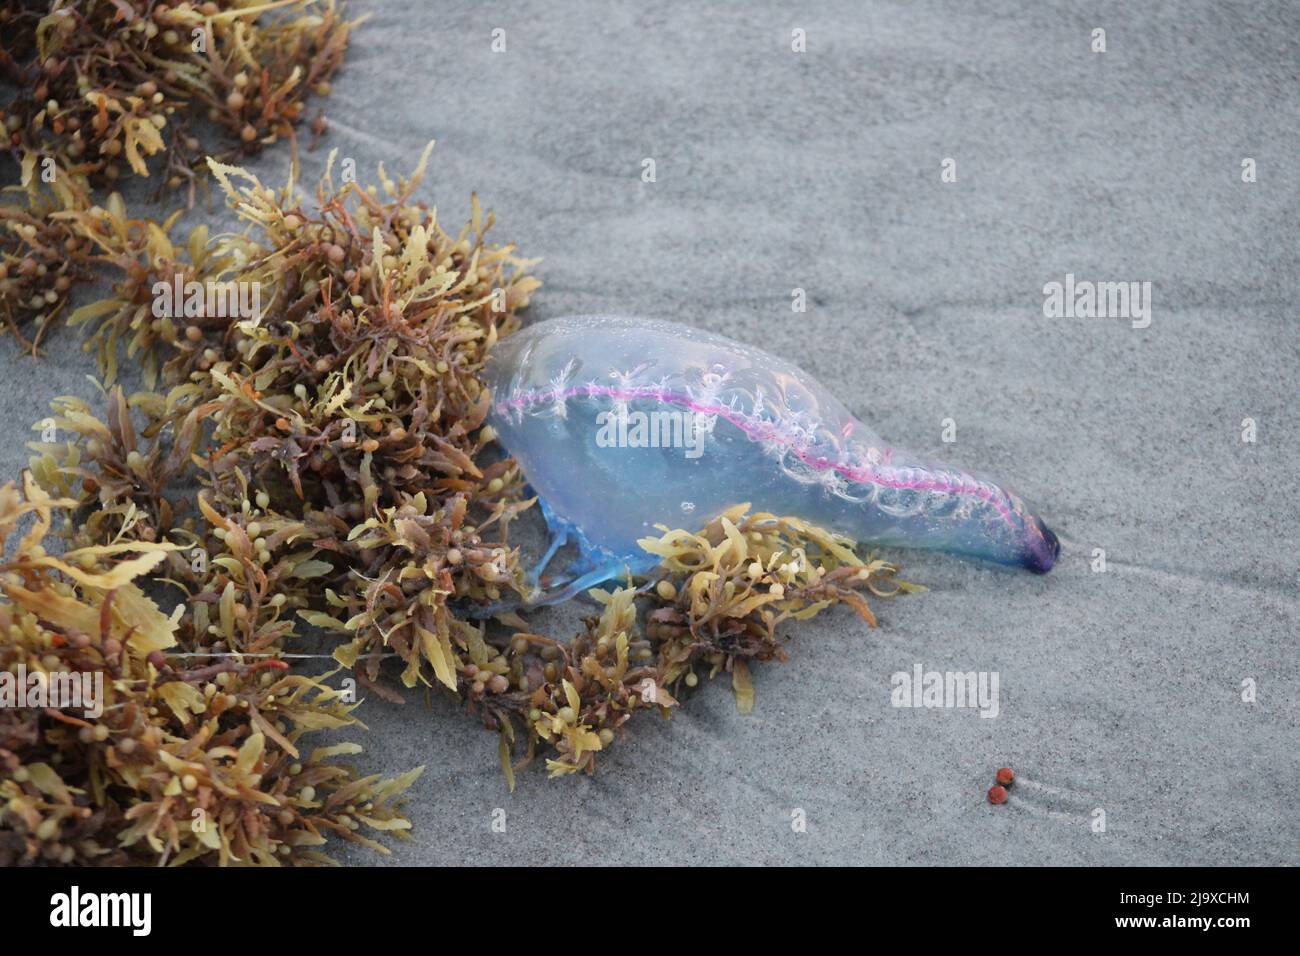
[3,0,1295,865]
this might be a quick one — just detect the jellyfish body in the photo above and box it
[485,315,1058,602]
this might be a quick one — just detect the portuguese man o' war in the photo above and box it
[485,315,1059,605]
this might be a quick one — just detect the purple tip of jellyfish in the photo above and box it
[1024,519,1060,574]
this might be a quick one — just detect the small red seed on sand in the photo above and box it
[987,785,1008,805]
[996,767,1014,787]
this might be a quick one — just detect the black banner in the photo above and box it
[8,866,1286,942]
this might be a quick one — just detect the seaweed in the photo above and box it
[3,137,919,864]
[0,473,420,865]
[1,0,356,198]
[0,173,95,350]
[0,0,357,348]
[490,506,918,780]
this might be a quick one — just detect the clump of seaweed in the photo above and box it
[638,506,918,712]
[5,142,539,863]
[37,145,542,688]
[1,0,355,197]
[0,0,357,348]
[0,473,420,866]
[5,139,920,865]
[0,173,95,350]
[484,507,917,781]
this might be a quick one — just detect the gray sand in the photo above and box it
[2,0,1296,865]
